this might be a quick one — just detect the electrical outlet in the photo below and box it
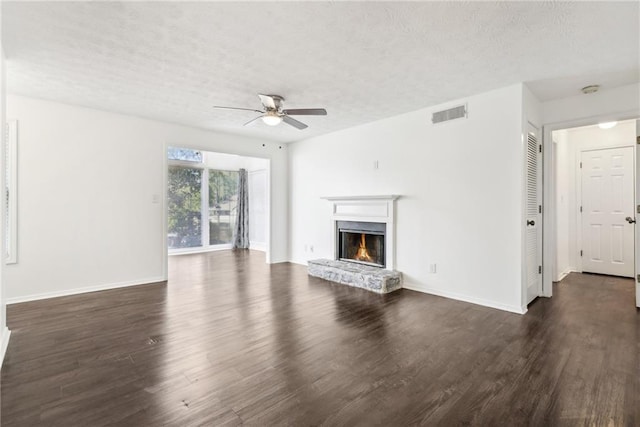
[373,160,379,170]
[429,264,437,273]
[151,194,160,204]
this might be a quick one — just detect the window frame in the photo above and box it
[166,149,239,254]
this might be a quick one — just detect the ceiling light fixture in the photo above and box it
[261,111,283,126]
[598,121,617,129]
[581,85,600,94]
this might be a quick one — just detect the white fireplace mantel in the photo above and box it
[321,195,400,270]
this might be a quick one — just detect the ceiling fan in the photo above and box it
[213,94,327,130]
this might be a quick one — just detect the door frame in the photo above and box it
[576,145,635,275]
[636,120,640,307]
[542,110,639,298]
[524,122,543,305]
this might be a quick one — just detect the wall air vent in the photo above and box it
[432,104,467,124]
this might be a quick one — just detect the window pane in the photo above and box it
[168,147,203,163]
[168,166,202,249]
[209,170,239,245]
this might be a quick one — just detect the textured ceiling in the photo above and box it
[2,1,639,143]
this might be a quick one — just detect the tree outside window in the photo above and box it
[167,166,202,249]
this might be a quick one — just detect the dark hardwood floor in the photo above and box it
[1,251,638,426]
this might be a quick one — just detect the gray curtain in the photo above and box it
[232,168,250,249]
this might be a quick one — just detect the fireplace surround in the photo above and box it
[322,195,399,270]
[308,195,401,294]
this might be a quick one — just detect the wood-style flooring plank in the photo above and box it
[1,250,638,426]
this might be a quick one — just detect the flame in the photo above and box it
[354,233,373,262]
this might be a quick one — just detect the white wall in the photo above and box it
[200,151,267,173]
[289,84,526,313]
[0,45,11,365]
[5,95,287,302]
[553,120,637,280]
[248,169,268,251]
[523,84,543,129]
[554,130,572,280]
[521,84,542,305]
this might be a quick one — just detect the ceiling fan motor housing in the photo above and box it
[263,94,284,112]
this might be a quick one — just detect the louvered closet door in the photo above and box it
[525,125,542,304]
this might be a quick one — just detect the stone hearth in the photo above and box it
[308,259,402,294]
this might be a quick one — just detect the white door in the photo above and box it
[581,147,635,277]
[635,120,639,307]
[526,125,542,304]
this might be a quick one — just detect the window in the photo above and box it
[168,147,202,163]
[167,166,203,249]
[209,170,239,245]
[5,121,17,264]
[167,147,240,252]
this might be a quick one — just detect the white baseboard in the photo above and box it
[250,242,266,252]
[555,269,573,282]
[294,261,525,314]
[169,245,232,256]
[0,327,11,368]
[402,282,527,315]
[6,276,166,305]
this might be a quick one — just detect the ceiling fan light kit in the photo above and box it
[214,94,327,130]
[262,111,283,126]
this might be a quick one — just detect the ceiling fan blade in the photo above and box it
[258,94,277,110]
[243,115,264,127]
[213,106,264,114]
[282,115,308,130]
[282,108,327,116]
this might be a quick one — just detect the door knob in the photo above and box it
[527,220,535,226]
[626,216,636,224]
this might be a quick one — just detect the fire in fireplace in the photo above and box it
[336,221,386,268]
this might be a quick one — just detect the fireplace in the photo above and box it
[337,221,386,268]
[323,195,399,270]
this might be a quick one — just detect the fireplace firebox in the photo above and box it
[336,221,386,268]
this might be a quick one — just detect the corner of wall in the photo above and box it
[523,83,542,128]
[521,83,543,308]
[0,41,10,366]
